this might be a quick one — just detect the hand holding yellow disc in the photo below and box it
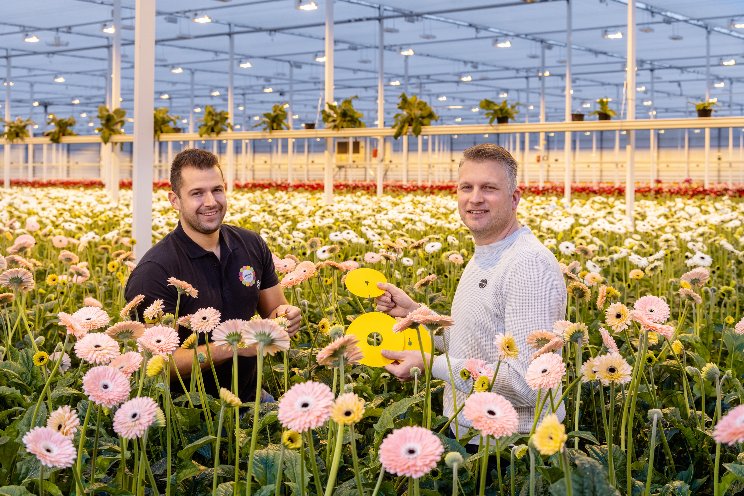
[344,268,387,298]
[400,325,433,354]
[346,312,404,367]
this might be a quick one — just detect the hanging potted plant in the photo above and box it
[254,103,289,132]
[392,93,438,138]
[153,107,181,139]
[479,98,519,124]
[95,105,126,144]
[571,111,585,122]
[694,100,717,118]
[44,115,77,144]
[2,117,35,143]
[591,98,616,121]
[198,105,233,136]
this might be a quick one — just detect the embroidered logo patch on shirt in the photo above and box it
[239,265,256,287]
[479,279,488,288]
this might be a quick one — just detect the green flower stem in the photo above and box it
[626,331,648,496]
[192,346,214,436]
[283,350,289,392]
[349,424,364,496]
[305,431,324,496]
[30,334,69,428]
[164,362,173,495]
[371,468,386,496]
[443,344,460,438]
[478,435,490,496]
[561,449,573,496]
[39,465,44,496]
[299,446,305,496]
[274,445,285,496]
[573,342,582,450]
[204,333,221,390]
[414,327,432,428]
[324,423,346,496]
[438,401,466,434]
[510,449,515,496]
[495,438,503,495]
[142,433,159,496]
[714,375,722,496]
[169,354,194,408]
[645,412,659,496]
[75,401,93,494]
[451,462,459,496]
[529,447,536,496]
[90,405,102,484]
[119,438,127,489]
[607,383,616,488]
[246,343,265,496]
[232,348,241,484]
[530,390,547,435]
[213,403,226,495]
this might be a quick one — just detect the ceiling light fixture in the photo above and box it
[389,80,401,86]
[263,87,273,93]
[714,81,725,88]
[102,23,116,34]
[454,117,462,122]
[636,85,646,92]
[295,0,318,11]
[32,101,40,107]
[437,96,447,101]
[460,74,472,82]
[71,98,80,104]
[80,112,87,117]
[193,106,202,113]
[24,33,40,43]
[53,74,65,83]
[239,59,252,68]
[721,58,736,66]
[447,105,463,109]
[170,66,184,74]
[471,107,479,112]
[492,39,512,48]
[238,105,244,111]
[730,20,744,29]
[210,89,221,96]
[499,91,508,98]
[160,93,170,99]
[315,54,326,63]
[643,100,652,106]
[192,13,212,24]
[400,48,415,56]
[602,30,623,40]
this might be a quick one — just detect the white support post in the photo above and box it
[27,82,34,181]
[288,63,294,184]
[524,77,531,186]
[704,28,711,188]
[110,0,122,202]
[323,0,334,203]
[427,133,432,185]
[41,143,47,181]
[376,5,384,197]
[564,0,572,202]
[684,129,690,178]
[132,0,155,261]
[189,70,195,148]
[539,43,546,188]
[226,29,235,192]
[402,134,409,183]
[592,132,598,183]
[728,128,734,187]
[649,69,656,185]
[4,50,11,188]
[625,0,636,226]
[417,135,422,185]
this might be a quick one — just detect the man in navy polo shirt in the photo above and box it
[125,148,301,402]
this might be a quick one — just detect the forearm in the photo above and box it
[169,343,256,380]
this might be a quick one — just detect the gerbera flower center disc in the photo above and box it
[402,444,420,458]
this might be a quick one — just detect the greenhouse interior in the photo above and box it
[1,0,744,495]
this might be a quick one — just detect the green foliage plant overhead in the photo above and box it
[321,96,366,130]
[153,107,181,140]
[198,105,233,137]
[44,115,77,144]
[590,98,617,117]
[479,98,520,124]
[392,92,439,139]
[95,105,127,145]
[255,103,290,132]
[2,117,35,143]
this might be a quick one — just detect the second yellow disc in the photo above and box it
[346,312,405,367]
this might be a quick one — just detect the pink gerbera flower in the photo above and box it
[106,321,145,341]
[74,332,121,365]
[525,353,566,390]
[532,336,565,360]
[735,317,744,336]
[599,327,620,354]
[243,318,290,356]
[190,307,221,333]
[167,277,199,298]
[71,306,111,331]
[338,260,359,271]
[82,366,131,408]
[633,295,670,324]
[463,358,488,379]
[137,325,180,356]
[110,351,144,377]
[278,381,334,432]
[22,426,76,468]
[51,235,68,248]
[392,305,454,333]
[113,396,159,439]
[680,267,710,289]
[58,312,87,339]
[463,392,519,438]
[713,404,744,445]
[273,255,297,274]
[212,319,249,349]
[316,334,364,367]
[46,405,80,439]
[379,426,444,479]
[293,261,318,282]
[631,310,676,340]
[83,296,103,308]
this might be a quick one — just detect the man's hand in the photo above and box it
[381,349,431,381]
[375,282,419,318]
[273,304,302,337]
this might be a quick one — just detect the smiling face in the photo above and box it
[168,165,227,236]
[457,159,521,245]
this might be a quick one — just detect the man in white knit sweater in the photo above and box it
[377,143,567,441]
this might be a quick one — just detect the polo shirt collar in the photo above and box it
[174,222,234,259]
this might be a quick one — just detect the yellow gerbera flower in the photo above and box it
[330,392,365,425]
[532,414,567,456]
[671,340,684,355]
[629,269,645,280]
[107,260,120,273]
[45,274,59,286]
[679,280,692,290]
[459,368,471,381]
[318,318,331,334]
[474,375,490,392]
[219,388,242,408]
[594,353,632,386]
[282,430,302,449]
[146,355,166,377]
[33,351,49,367]
[495,333,519,360]
[181,333,198,349]
[605,303,631,332]
[724,316,735,325]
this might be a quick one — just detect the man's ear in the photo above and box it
[168,190,180,211]
[512,188,522,210]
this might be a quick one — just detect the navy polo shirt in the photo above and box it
[124,222,279,402]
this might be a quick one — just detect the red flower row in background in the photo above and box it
[7,178,744,198]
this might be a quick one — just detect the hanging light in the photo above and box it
[80,112,87,117]
[499,91,508,98]
[295,0,318,11]
[238,105,245,111]
[102,23,116,34]
[471,107,480,113]
[71,98,80,104]
[714,81,725,88]
[643,100,653,106]
[192,13,212,24]
[721,58,736,66]
[32,101,40,107]
[160,93,170,100]
[492,39,512,48]
[636,85,646,92]
[314,54,326,63]
[447,105,463,109]
[193,106,202,113]
[437,96,447,101]
[24,33,40,43]
[239,59,252,68]
[400,48,415,56]
[730,19,744,29]
[454,117,462,122]
[460,74,472,82]
[263,87,273,93]
[170,66,184,74]
[53,74,65,83]
[389,80,401,86]
[210,89,221,96]
[602,30,623,40]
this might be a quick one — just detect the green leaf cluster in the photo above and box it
[1,118,34,144]
[43,115,77,144]
[479,98,520,123]
[95,106,126,144]
[255,104,289,132]
[392,93,438,139]
[153,107,181,139]
[198,105,233,137]
[590,98,616,117]
[694,100,718,111]
[321,96,365,130]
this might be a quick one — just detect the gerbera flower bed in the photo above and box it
[0,187,742,495]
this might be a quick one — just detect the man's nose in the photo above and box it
[469,187,484,203]
[203,191,217,205]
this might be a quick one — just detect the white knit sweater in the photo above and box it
[430,226,567,437]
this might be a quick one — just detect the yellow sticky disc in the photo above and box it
[400,325,433,354]
[346,312,405,367]
[344,268,387,298]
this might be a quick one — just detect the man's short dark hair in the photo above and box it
[458,144,518,193]
[170,148,224,195]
